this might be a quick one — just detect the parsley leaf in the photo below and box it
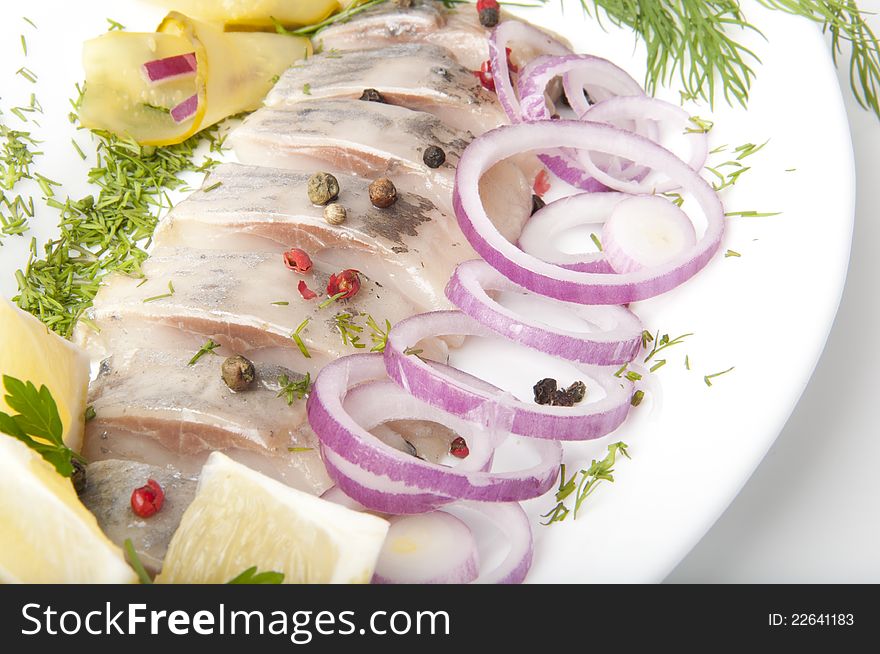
[0,375,81,477]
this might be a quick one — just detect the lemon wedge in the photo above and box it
[0,298,90,452]
[0,436,137,583]
[157,453,389,584]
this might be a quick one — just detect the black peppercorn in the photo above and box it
[479,7,500,28]
[359,88,385,103]
[71,458,87,494]
[533,378,557,405]
[531,194,546,216]
[423,145,446,169]
[565,381,587,404]
[222,355,256,391]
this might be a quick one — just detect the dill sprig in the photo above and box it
[541,442,631,525]
[334,312,366,349]
[13,111,222,337]
[274,0,389,37]
[582,0,762,108]
[0,122,40,242]
[276,373,311,405]
[759,1,880,120]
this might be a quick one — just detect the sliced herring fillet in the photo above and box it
[153,163,477,311]
[265,43,505,133]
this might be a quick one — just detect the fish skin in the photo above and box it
[78,459,198,575]
[266,43,505,133]
[153,163,477,311]
[230,99,470,213]
[316,0,490,71]
[82,346,331,494]
[77,247,428,374]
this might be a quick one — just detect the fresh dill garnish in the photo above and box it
[22,17,37,29]
[302,83,312,95]
[271,300,289,306]
[106,18,126,31]
[203,181,222,192]
[20,34,27,56]
[631,390,645,406]
[734,140,770,160]
[685,354,691,370]
[640,329,654,349]
[0,122,40,242]
[142,280,175,303]
[365,314,392,353]
[0,376,84,477]
[541,442,630,525]
[123,539,153,585]
[273,0,389,37]
[317,291,346,309]
[649,359,666,372]
[704,366,735,386]
[70,138,86,161]
[685,115,715,134]
[276,373,311,405]
[725,209,782,217]
[16,67,38,84]
[291,318,312,358]
[227,566,284,585]
[335,312,366,349]
[725,249,742,257]
[188,339,221,366]
[13,112,223,337]
[403,346,424,357]
[642,331,693,363]
[589,232,603,251]
[288,446,314,453]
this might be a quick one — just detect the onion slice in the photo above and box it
[453,121,724,304]
[518,192,628,272]
[372,512,480,584]
[488,20,571,122]
[445,259,642,365]
[384,310,633,440]
[307,353,563,506]
[170,93,198,123]
[142,52,197,83]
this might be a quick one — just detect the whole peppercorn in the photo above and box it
[359,88,385,103]
[369,177,398,208]
[323,202,347,225]
[221,355,256,391]
[531,194,546,216]
[71,459,87,494]
[423,145,446,169]
[533,378,557,405]
[479,7,500,28]
[131,479,165,518]
[307,172,339,205]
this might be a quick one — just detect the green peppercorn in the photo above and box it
[307,172,340,205]
[323,202,347,225]
[423,145,446,169]
[222,355,256,391]
[369,178,398,208]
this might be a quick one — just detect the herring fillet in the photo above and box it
[153,163,478,311]
[316,0,491,70]
[230,99,469,210]
[77,247,429,374]
[83,346,330,493]
[265,44,505,133]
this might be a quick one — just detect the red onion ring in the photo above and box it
[384,310,633,440]
[462,502,533,584]
[517,192,628,272]
[445,259,642,364]
[307,353,563,505]
[142,52,197,84]
[577,96,710,193]
[452,121,724,304]
[170,93,198,123]
[488,20,571,122]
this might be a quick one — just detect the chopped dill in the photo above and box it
[590,232,603,251]
[106,18,125,31]
[725,249,742,257]
[203,181,223,193]
[291,318,312,358]
[365,314,392,353]
[188,339,221,366]
[704,366,735,387]
[277,373,311,405]
[642,331,693,363]
[335,312,366,349]
[685,115,714,134]
[631,390,645,406]
[142,280,175,303]
[725,210,782,217]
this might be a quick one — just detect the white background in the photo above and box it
[670,5,880,582]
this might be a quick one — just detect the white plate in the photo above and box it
[0,1,853,582]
